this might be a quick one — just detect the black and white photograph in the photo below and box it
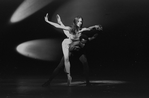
[0,0,149,98]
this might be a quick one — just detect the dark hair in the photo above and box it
[70,16,83,34]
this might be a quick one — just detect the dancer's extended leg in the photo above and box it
[42,57,64,87]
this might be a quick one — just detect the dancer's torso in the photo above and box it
[63,30,88,50]
[69,32,81,41]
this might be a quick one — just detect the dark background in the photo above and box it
[0,0,149,81]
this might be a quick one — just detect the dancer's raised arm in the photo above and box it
[56,14,65,26]
[45,13,70,31]
[56,14,70,37]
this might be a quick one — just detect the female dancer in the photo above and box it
[44,13,102,86]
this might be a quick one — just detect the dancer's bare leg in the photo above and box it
[42,57,64,87]
[62,39,72,86]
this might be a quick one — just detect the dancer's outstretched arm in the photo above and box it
[45,13,70,31]
[80,25,103,32]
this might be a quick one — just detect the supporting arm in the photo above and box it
[81,25,103,32]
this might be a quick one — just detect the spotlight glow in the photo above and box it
[16,39,62,61]
[10,0,53,23]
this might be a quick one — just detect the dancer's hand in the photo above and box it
[95,25,102,30]
[45,13,49,22]
[56,14,62,24]
[94,25,100,29]
[56,14,60,20]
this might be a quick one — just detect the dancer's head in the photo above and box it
[70,16,83,34]
[73,16,83,28]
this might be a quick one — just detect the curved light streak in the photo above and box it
[16,39,62,61]
[10,0,53,23]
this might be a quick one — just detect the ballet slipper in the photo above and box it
[67,75,72,86]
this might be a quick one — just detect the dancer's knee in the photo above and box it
[64,58,70,65]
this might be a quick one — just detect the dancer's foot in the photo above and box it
[67,75,72,86]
